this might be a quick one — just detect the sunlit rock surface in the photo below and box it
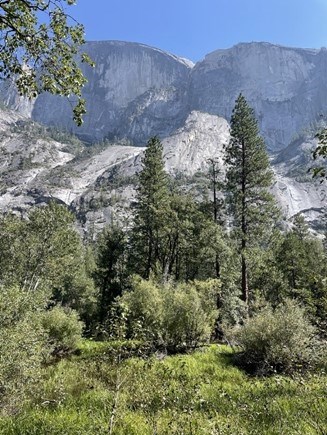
[0,108,324,234]
[28,41,192,144]
[1,41,326,232]
[3,41,327,154]
[190,42,327,151]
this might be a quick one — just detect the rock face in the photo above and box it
[272,166,326,229]
[0,108,324,234]
[190,42,327,151]
[0,40,326,233]
[0,109,75,212]
[113,111,230,177]
[28,41,193,144]
[272,135,326,229]
[3,40,327,153]
[163,111,229,175]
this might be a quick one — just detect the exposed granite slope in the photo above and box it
[0,108,324,234]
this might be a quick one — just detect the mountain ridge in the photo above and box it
[3,39,327,152]
[0,40,326,233]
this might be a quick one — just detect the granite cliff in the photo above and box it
[3,41,327,153]
[190,43,327,151]
[2,41,193,144]
[0,108,324,235]
[0,41,326,232]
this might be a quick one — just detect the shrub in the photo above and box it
[162,281,218,351]
[0,287,49,414]
[118,277,219,351]
[42,306,84,354]
[228,299,321,375]
[117,276,164,343]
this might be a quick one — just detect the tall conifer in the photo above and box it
[225,94,279,308]
[131,136,169,278]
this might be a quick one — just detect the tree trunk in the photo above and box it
[146,229,153,279]
[241,251,249,308]
[209,158,221,279]
[241,139,249,310]
[215,254,220,279]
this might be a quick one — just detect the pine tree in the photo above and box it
[276,215,327,325]
[225,94,279,309]
[207,157,225,278]
[94,224,127,323]
[130,136,170,279]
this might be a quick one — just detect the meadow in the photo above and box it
[1,342,326,435]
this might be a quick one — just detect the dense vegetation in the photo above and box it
[1,344,326,434]
[0,95,326,433]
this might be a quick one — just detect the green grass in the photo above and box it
[0,342,326,434]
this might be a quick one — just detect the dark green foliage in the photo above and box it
[246,237,288,308]
[129,136,231,285]
[130,137,170,278]
[225,95,276,240]
[93,225,128,323]
[160,193,218,281]
[132,179,230,284]
[312,129,327,179]
[207,157,225,225]
[225,94,279,307]
[276,216,327,330]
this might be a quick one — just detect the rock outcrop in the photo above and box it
[190,42,327,151]
[25,41,192,144]
[3,41,327,154]
[0,108,324,234]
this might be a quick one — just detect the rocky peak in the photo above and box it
[0,107,324,234]
[3,40,327,154]
[27,41,193,144]
[190,42,327,151]
[0,41,326,233]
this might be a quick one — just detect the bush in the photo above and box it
[42,306,84,354]
[0,287,49,414]
[228,299,321,375]
[117,277,219,351]
[0,290,83,414]
[116,276,164,343]
[162,281,219,350]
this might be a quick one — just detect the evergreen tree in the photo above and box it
[312,129,327,179]
[225,94,279,309]
[322,206,327,253]
[94,224,127,323]
[130,136,170,279]
[207,157,225,278]
[163,192,210,281]
[276,215,327,328]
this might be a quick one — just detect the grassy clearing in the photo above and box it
[0,342,326,434]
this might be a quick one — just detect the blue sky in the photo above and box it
[70,0,327,61]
